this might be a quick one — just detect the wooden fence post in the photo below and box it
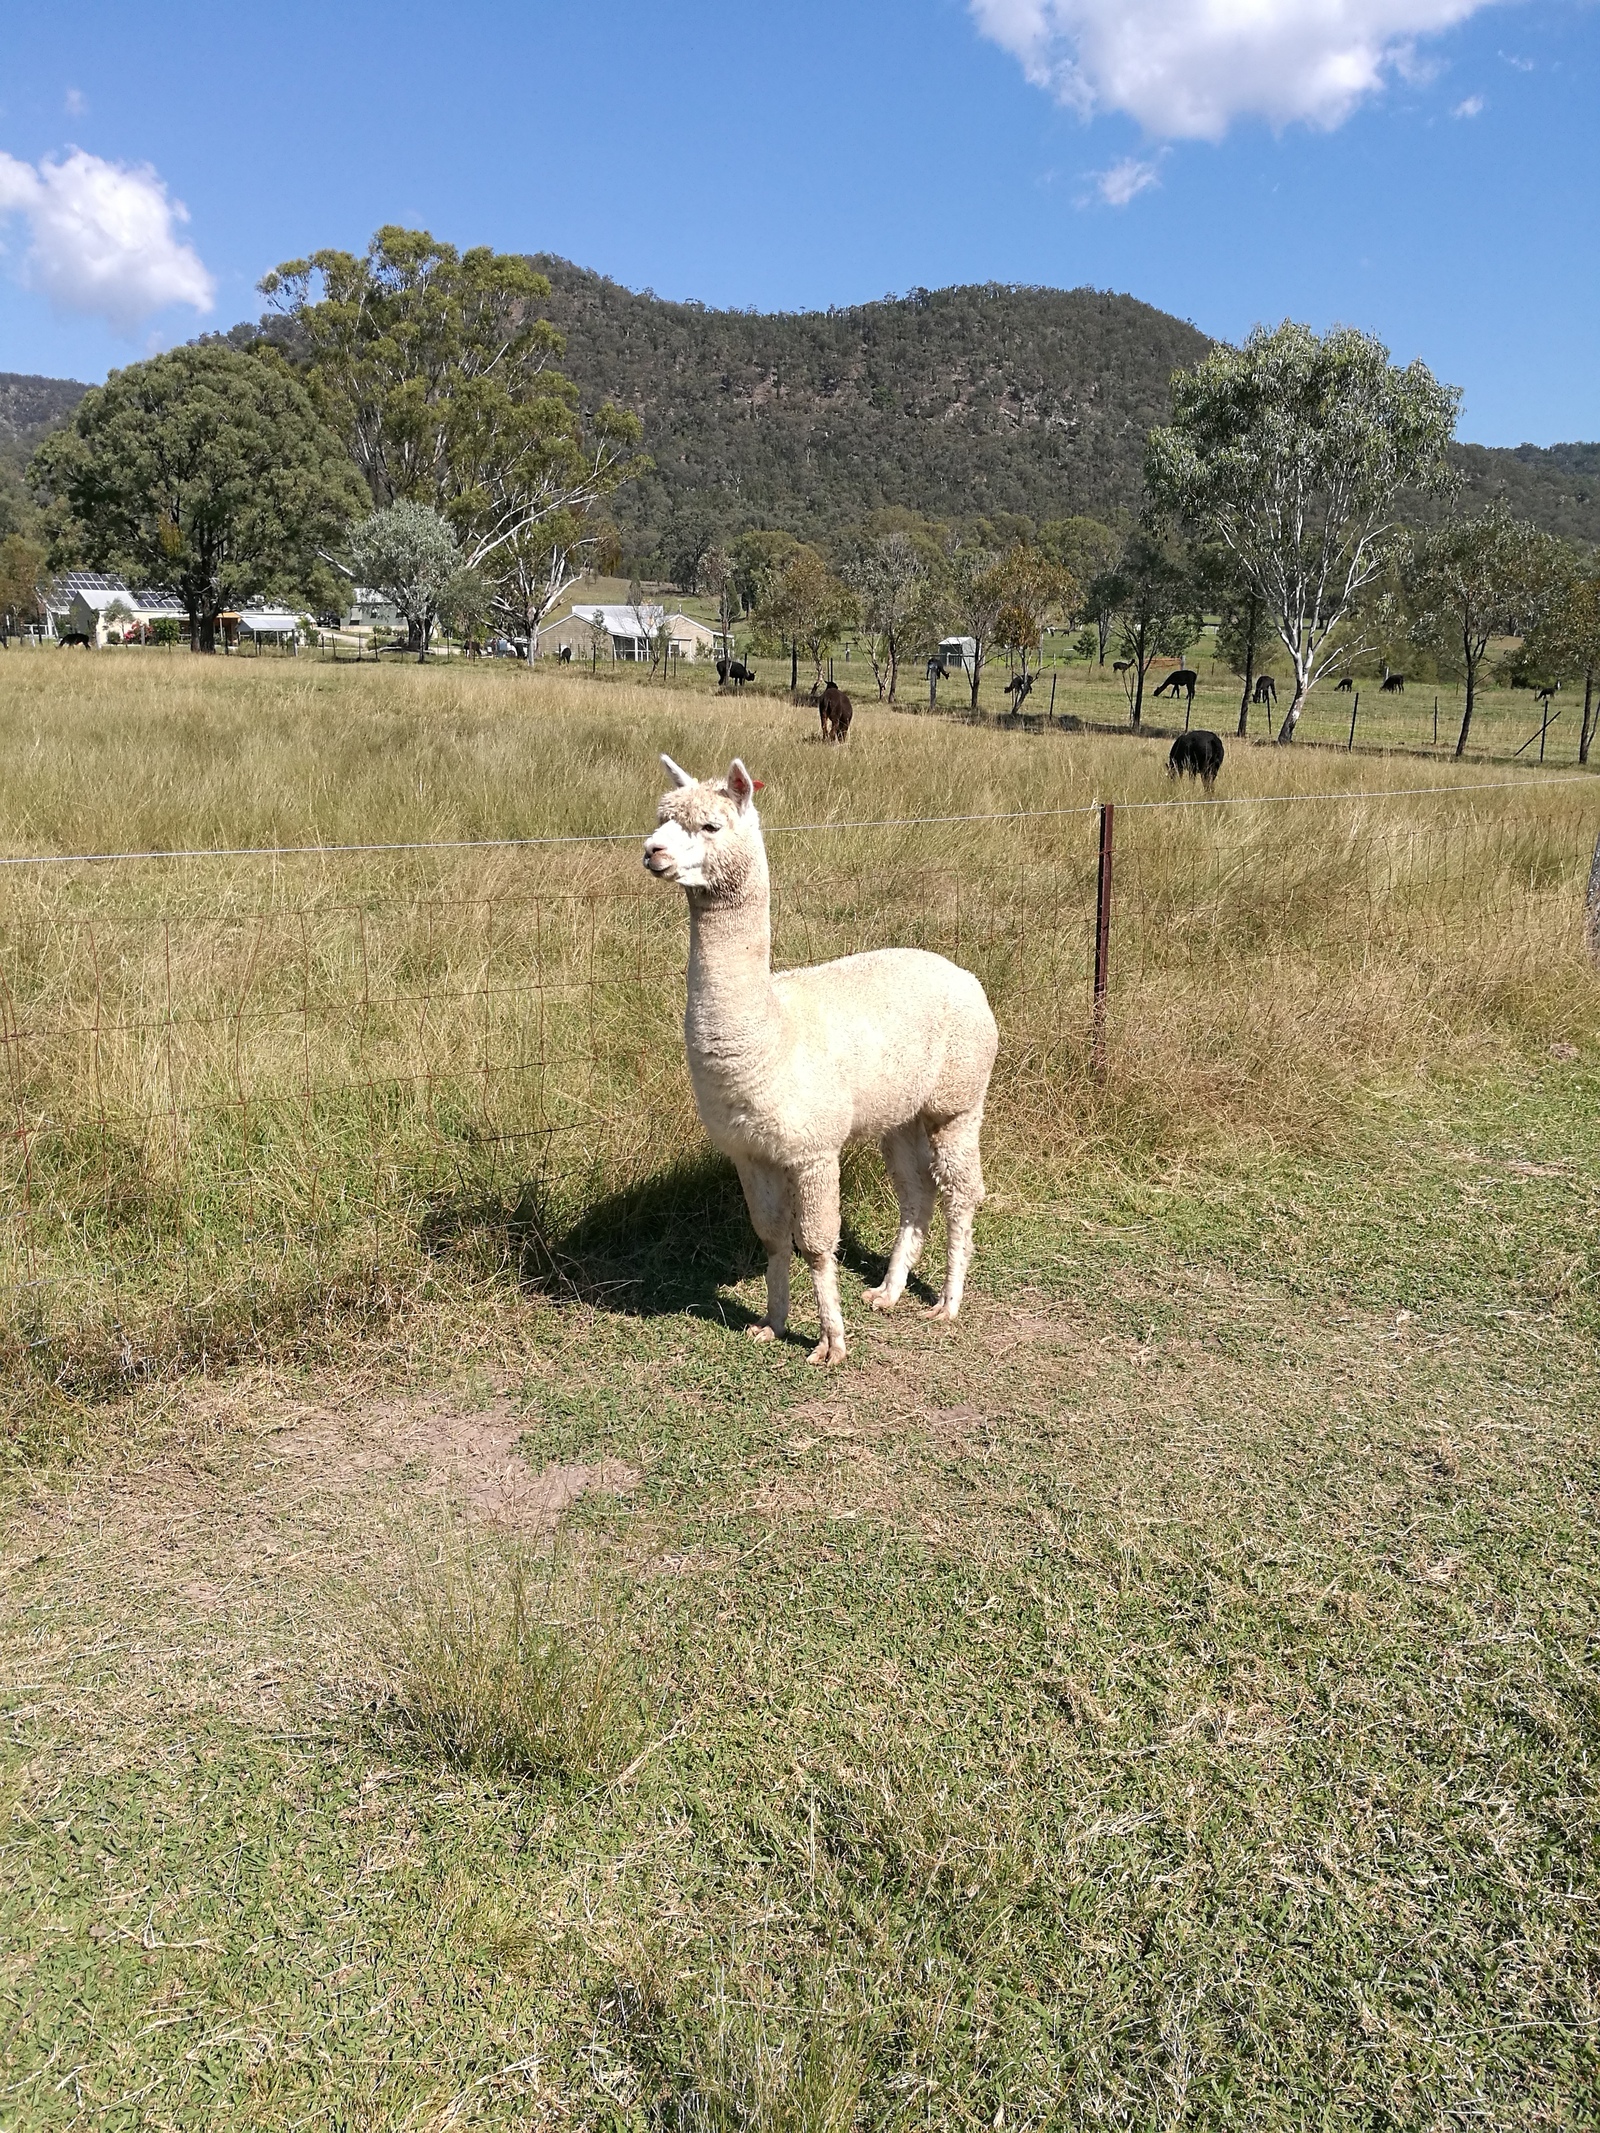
[1092,801,1115,1077]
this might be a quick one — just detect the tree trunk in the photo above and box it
[887,635,898,705]
[198,611,216,654]
[1580,666,1595,766]
[1238,625,1255,737]
[1096,612,1110,665]
[1131,658,1145,730]
[1454,657,1477,758]
[1586,831,1600,969]
[1276,686,1304,743]
[789,640,798,691]
[969,652,982,712]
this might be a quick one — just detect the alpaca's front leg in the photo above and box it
[793,1156,846,1364]
[734,1156,792,1343]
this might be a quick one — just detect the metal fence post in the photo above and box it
[1092,800,1115,1077]
[1348,689,1360,751]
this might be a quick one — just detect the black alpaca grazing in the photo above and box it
[558,644,573,663]
[1335,676,1353,692]
[716,657,755,687]
[1380,667,1405,693]
[1253,674,1277,707]
[1169,730,1224,789]
[1152,669,1198,706]
[1003,671,1036,711]
[1535,682,1560,707]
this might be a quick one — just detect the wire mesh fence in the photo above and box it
[2,781,1595,1382]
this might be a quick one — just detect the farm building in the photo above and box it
[938,635,978,676]
[236,606,304,645]
[50,573,186,645]
[541,604,721,663]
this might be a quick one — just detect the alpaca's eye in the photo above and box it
[701,821,721,834]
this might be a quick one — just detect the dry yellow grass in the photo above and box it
[1,649,1594,1401]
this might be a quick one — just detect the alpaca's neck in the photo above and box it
[683,853,780,1073]
[686,881,773,1004]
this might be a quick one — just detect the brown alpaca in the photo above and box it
[817,681,853,741]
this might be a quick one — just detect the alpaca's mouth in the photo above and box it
[643,848,676,878]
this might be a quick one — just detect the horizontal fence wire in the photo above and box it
[1,782,1595,1377]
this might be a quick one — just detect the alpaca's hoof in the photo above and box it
[746,1324,778,1344]
[862,1284,897,1314]
[925,1299,959,1323]
[807,1335,846,1365]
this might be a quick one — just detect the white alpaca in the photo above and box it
[643,755,999,1364]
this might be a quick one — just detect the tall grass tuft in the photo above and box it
[388,1550,643,1784]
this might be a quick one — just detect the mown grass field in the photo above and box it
[2,652,1599,2128]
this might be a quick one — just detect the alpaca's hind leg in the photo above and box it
[734,1157,793,1344]
[792,1155,846,1364]
[927,1109,986,1323]
[864,1125,936,1313]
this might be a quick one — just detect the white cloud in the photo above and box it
[1094,154,1163,204]
[63,87,87,116]
[1453,92,1486,114]
[970,0,1499,139]
[0,147,214,333]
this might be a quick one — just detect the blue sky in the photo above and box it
[0,0,1593,445]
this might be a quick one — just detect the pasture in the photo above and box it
[2,652,1598,2128]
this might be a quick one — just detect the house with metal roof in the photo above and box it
[540,603,721,663]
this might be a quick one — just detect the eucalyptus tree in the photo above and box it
[754,545,856,690]
[845,530,926,702]
[996,548,1078,683]
[0,534,45,643]
[1403,502,1558,756]
[348,501,460,661]
[1521,558,1600,765]
[31,344,364,651]
[262,227,642,585]
[1146,322,1459,742]
[1102,534,1202,729]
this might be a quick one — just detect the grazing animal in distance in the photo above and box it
[1112,659,1133,676]
[717,657,755,688]
[1252,674,1277,707]
[643,756,998,1364]
[1335,676,1353,692]
[1380,667,1405,693]
[1003,671,1036,712]
[1535,681,1560,707]
[1169,729,1225,789]
[1152,668,1198,708]
[817,681,853,741]
[557,644,573,663]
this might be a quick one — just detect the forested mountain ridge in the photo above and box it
[526,259,1600,563]
[526,258,1210,566]
[0,372,89,459]
[7,275,1600,562]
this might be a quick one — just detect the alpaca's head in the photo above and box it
[643,756,766,899]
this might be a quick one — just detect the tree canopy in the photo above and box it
[261,227,642,589]
[31,344,365,650]
[1146,322,1459,740]
[1403,502,1558,756]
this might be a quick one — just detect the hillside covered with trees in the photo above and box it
[526,261,1206,572]
[524,262,1600,568]
[11,266,1600,570]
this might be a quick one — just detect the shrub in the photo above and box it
[389,1551,643,1784]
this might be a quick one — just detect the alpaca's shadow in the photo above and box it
[422,1150,933,1331]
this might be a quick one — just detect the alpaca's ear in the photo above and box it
[726,759,758,810]
[660,753,694,787]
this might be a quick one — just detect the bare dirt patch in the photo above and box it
[267,1397,638,1532]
